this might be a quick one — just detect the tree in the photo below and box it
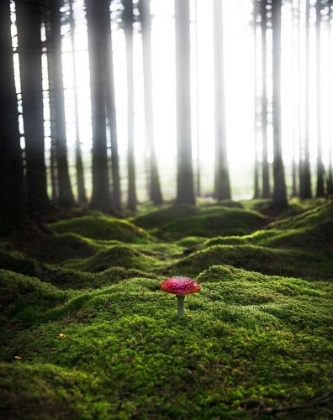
[15,0,50,214]
[103,0,122,212]
[261,0,270,198]
[300,0,312,198]
[0,0,26,230]
[328,0,333,195]
[69,0,87,204]
[175,0,195,205]
[139,0,163,205]
[123,0,137,211]
[213,0,231,200]
[315,0,325,197]
[253,0,260,198]
[271,0,288,208]
[86,0,111,212]
[48,0,75,207]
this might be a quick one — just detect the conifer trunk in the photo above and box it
[213,0,231,200]
[175,0,195,205]
[272,0,288,209]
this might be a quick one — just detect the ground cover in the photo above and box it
[1,199,333,419]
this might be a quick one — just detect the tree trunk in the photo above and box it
[102,0,122,212]
[69,0,87,204]
[271,0,288,209]
[175,0,195,205]
[315,0,324,197]
[15,0,50,214]
[49,0,75,207]
[328,0,333,195]
[195,0,201,197]
[301,0,312,198]
[213,0,231,200]
[291,0,297,197]
[86,0,111,212]
[123,0,137,211]
[0,0,26,230]
[261,0,270,198]
[253,0,260,199]
[139,0,163,205]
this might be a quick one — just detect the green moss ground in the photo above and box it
[1,199,333,419]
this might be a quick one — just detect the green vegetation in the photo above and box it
[1,199,333,419]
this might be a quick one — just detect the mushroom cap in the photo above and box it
[160,276,201,295]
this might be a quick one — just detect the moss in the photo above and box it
[49,215,152,243]
[176,236,208,248]
[156,207,268,240]
[44,265,159,290]
[61,244,164,273]
[1,273,333,419]
[0,250,42,278]
[165,244,333,281]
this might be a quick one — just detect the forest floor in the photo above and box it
[1,197,333,419]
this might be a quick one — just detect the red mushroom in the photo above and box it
[160,276,201,316]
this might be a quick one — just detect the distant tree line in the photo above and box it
[0,0,332,230]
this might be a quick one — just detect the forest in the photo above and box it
[0,0,333,418]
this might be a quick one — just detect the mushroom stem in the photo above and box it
[176,295,185,316]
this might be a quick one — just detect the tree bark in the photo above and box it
[315,0,324,197]
[69,0,87,205]
[213,0,231,200]
[139,0,163,205]
[253,0,260,199]
[328,0,333,195]
[271,0,288,209]
[123,0,137,211]
[0,0,26,230]
[261,0,270,198]
[102,0,122,212]
[301,0,312,198]
[86,0,111,212]
[175,0,195,205]
[49,0,75,207]
[15,0,50,214]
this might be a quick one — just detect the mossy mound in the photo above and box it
[49,215,151,243]
[0,363,104,420]
[132,203,198,229]
[165,244,333,281]
[1,273,333,419]
[0,250,43,279]
[0,269,68,328]
[133,205,267,240]
[44,265,159,290]
[61,244,163,273]
[176,236,208,248]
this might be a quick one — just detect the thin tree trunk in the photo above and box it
[298,0,304,197]
[271,0,288,209]
[69,0,87,204]
[0,0,26,229]
[254,0,260,199]
[140,0,163,205]
[15,0,50,213]
[86,0,111,212]
[49,0,75,207]
[315,0,324,197]
[103,0,122,212]
[291,0,297,196]
[261,0,270,198]
[213,0,231,200]
[301,0,312,198]
[44,13,58,202]
[328,0,333,195]
[195,0,201,197]
[123,0,137,211]
[175,0,195,205]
